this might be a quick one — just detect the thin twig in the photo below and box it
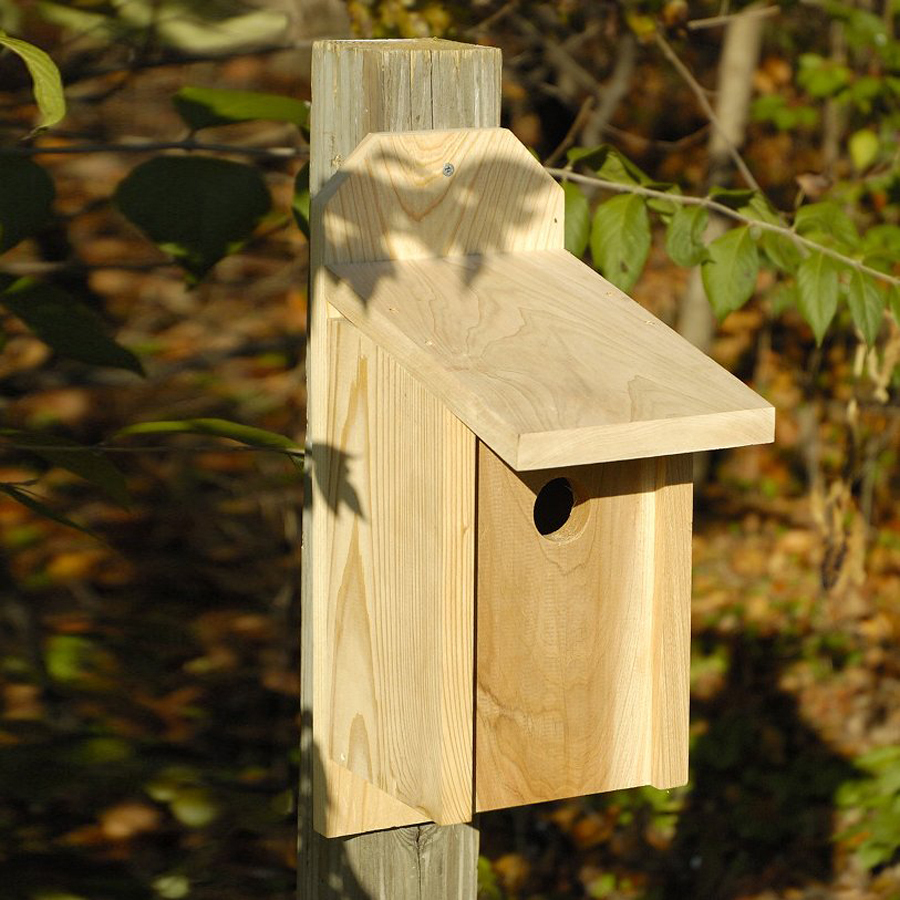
[582,33,637,147]
[3,140,306,159]
[0,442,303,456]
[2,260,176,276]
[654,30,764,195]
[545,167,900,289]
[514,13,636,152]
[61,42,308,84]
[544,97,595,167]
[514,14,603,98]
[687,4,780,30]
[602,122,711,151]
[465,0,521,34]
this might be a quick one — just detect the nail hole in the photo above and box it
[533,477,574,537]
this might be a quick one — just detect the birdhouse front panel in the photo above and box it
[474,444,692,812]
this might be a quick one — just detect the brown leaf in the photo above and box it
[99,801,161,840]
[795,172,833,200]
[3,683,43,720]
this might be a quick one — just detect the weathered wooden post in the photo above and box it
[301,38,774,900]
[301,39,500,899]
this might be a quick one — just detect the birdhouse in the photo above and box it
[307,127,774,838]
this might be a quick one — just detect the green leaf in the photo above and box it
[173,86,309,131]
[762,231,802,273]
[568,145,611,169]
[769,281,798,316]
[710,186,757,209]
[737,194,801,272]
[849,128,880,171]
[889,285,900,324]
[0,279,144,374]
[701,226,759,319]
[152,7,287,53]
[154,874,190,900]
[569,144,650,185]
[665,205,707,267]
[751,94,818,131]
[590,194,651,292]
[862,225,900,271]
[795,201,858,252]
[596,151,648,186]
[798,53,852,98]
[644,183,680,218]
[848,76,882,113]
[857,840,892,872]
[115,418,301,464]
[796,252,839,345]
[0,156,54,253]
[169,786,219,828]
[0,429,130,506]
[562,181,589,258]
[847,269,884,345]
[38,1,288,54]
[46,634,99,682]
[0,30,66,129]
[291,161,310,240]
[0,483,90,533]
[477,856,503,900]
[114,156,271,283]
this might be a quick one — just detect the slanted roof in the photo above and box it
[326,248,774,470]
[317,126,773,471]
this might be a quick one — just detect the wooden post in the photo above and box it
[300,39,501,899]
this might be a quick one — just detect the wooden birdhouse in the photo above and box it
[306,126,774,838]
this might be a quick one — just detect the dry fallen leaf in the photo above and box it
[100,801,162,841]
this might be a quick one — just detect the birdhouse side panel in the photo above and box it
[316,318,476,832]
[474,447,692,812]
[650,454,692,789]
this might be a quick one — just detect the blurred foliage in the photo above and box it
[837,745,900,871]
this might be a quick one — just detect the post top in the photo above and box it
[314,38,499,54]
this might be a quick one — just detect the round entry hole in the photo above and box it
[533,477,575,536]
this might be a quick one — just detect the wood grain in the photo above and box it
[474,446,692,811]
[327,246,774,470]
[303,38,500,860]
[315,127,563,265]
[321,318,475,828]
[314,823,479,899]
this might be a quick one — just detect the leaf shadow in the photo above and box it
[305,441,363,518]
[313,131,563,302]
[297,708,374,900]
[475,629,863,900]
[661,629,861,900]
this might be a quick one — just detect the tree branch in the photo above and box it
[687,5,780,30]
[3,140,306,159]
[464,0,521,35]
[1,443,303,456]
[654,30,764,196]
[544,97,594,166]
[60,42,308,84]
[545,167,900,289]
[2,260,175,276]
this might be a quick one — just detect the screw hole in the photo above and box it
[533,477,574,536]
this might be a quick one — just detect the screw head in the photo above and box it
[442,163,455,177]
